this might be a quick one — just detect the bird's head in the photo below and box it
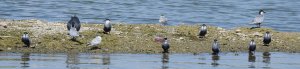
[266,31,270,34]
[251,39,255,41]
[23,32,28,34]
[214,39,217,42]
[161,14,164,16]
[105,18,110,21]
[105,18,110,22]
[259,9,266,15]
[164,38,168,40]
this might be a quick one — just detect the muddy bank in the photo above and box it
[0,19,299,53]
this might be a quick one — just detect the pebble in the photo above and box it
[235,29,241,33]
[217,27,224,30]
[114,31,123,35]
[7,47,11,50]
[179,37,184,40]
[252,32,263,37]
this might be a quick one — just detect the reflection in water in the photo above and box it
[161,53,169,69]
[248,52,256,68]
[263,52,271,68]
[20,53,30,68]
[102,54,111,69]
[102,54,111,65]
[211,55,220,67]
[66,52,80,69]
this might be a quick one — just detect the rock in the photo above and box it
[217,27,224,30]
[179,37,184,40]
[219,30,226,33]
[235,33,247,37]
[0,23,8,28]
[252,32,263,37]
[154,35,163,43]
[134,27,140,29]
[235,29,241,33]
[46,28,52,30]
[3,25,7,28]
[7,47,11,50]
[114,31,123,35]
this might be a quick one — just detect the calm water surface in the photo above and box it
[0,52,299,69]
[0,0,300,32]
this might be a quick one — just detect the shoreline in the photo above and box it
[0,19,300,53]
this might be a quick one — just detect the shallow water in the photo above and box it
[0,52,299,69]
[0,0,300,32]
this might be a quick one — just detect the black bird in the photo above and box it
[67,15,81,31]
[249,39,256,53]
[199,24,207,38]
[21,32,31,47]
[263,31,271,46]
[162,38,170,53]
[103,19,112,34]
[212,39,220,55]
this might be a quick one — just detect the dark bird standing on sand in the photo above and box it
[103,19,112,34]
[263,31,271,46]
[67,15,81,31]
[249,39,256,53]
[21,32,31,47]
[199,24,207,38]
[251,9,266,28]
[212,39,220,55]
[162,38,170,53]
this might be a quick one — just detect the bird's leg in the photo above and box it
[71,37,77,41]
[257,23,261,28]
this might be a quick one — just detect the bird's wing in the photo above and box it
[251,15,264,24]
[90,37,101,46]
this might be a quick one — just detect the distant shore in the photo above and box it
[0,19,299,53]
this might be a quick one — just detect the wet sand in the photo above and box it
[0,19,299,53]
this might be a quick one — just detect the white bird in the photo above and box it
[159,14,168,25]
[251,9,266,28]
[89,36,102,46]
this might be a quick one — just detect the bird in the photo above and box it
[263,31,271,46]
[103,19,112,34]
[21,32,31,47]
[251,9,266,28]
[88,35,102,50]
[159,14,168,25]
[212,39,220,55]
[162,38,170,53]
[69,23,79,41]
[199,24,207,38]
[67,15,81,31]
[89,35,102,46]
[249,39,256,53]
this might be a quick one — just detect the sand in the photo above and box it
[0,19,299,54]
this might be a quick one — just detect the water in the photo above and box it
[0,0,300,32]
[0,52,299,69]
